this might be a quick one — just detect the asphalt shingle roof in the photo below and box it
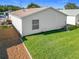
[59,9,79,16]
[10,8,47,18]
[10,7,67,18]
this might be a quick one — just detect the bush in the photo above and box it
[67,25,79,31]
[6,20,12,24]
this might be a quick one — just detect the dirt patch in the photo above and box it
[0,27,30,59]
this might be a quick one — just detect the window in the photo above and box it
[32,20,39,30]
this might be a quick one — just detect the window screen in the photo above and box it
[32,20,39,30]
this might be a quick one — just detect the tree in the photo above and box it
[0,5,21,12]
[64,3,79,9]
[27,3,41,8]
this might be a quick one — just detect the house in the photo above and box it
[60,9,79,25]
[0,12,6,25]
[0,12,6,20]
[9,7,67,36]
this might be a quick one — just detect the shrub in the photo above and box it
[6,20,12,24]
[67,25,79,31]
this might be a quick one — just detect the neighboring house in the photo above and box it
[9,7,67,36]
[0,12,9,21]
[60,9,79,25]
[0,12,6,25]
[0,12,6,20]
[0,15,5,20]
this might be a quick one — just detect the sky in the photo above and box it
[0,0,79,8]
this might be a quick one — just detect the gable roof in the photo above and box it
[10,7,67,18]
[59,9,79,16]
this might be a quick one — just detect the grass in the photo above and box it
[23,28,79,59]
[0,26,12,29]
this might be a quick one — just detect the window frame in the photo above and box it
[32,20,39,30]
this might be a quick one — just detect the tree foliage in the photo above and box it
[27,3,41,8]
[0,5,21,12]
[64,3,79,9]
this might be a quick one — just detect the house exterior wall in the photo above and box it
[76,14,79,25]
[67,16,76,25]
[9,14,22,35]
[22,8,66,36]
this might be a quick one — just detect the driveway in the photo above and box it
[0,27,31,59]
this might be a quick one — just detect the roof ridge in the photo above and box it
[10,7,67,18]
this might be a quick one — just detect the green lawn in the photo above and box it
[23,28,79,59]
[0,26,12,29]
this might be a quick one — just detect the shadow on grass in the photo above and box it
[22,36,27,41]
[22,28,66,43]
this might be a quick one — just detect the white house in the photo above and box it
[9,7,67,36]
[0,12,7,25]
[60,9,79,25]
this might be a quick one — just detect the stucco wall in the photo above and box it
[67,16,76,25]
[22,8,66,36]
[9,15,22,35]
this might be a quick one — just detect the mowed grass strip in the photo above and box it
[23,28,79,59]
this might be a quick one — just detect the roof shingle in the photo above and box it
[11,8,47,18]
[59,9,79,16]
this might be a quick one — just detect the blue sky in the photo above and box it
[0,0,79,8]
